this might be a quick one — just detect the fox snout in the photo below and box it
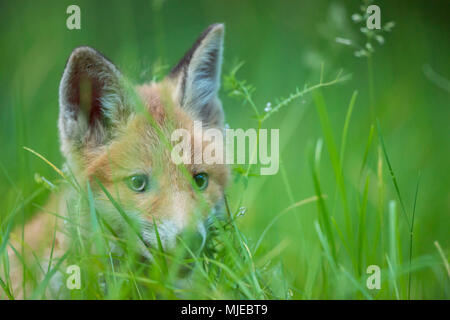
[141,218,208,255]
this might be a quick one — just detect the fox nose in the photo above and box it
[179,221,207,254]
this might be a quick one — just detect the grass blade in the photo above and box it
[408,172,420,299]
[339,90,358,165]
[313,91,351,237]
[376,120,410,229]
[310,139,337,262]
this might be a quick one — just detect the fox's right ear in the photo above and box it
[59,47,131,156]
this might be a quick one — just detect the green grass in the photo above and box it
[0,0,449,300]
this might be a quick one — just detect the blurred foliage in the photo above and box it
[0,0,449,299]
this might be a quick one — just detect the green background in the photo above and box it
[0,0,448,299]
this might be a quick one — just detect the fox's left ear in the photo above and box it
[169,23,225,127]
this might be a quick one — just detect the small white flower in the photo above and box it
[375,35,385,45]
[384,21,395,32]
[264,102,272,112]
[237,206,247,217]
[351,13,362,22]
[354,49,367,58]
[365,43,374,52]
[360,27,368,34]
[335,37,352,46]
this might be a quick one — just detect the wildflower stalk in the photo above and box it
[261,70,349,123]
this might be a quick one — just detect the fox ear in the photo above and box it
[170,23,225,127]
[59,47,130,153]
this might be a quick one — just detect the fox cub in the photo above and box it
[7,24,229,297]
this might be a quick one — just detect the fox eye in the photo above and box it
[127,174,149,193]
[193,173,209,191]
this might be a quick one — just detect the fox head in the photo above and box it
[58,24,229,254]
